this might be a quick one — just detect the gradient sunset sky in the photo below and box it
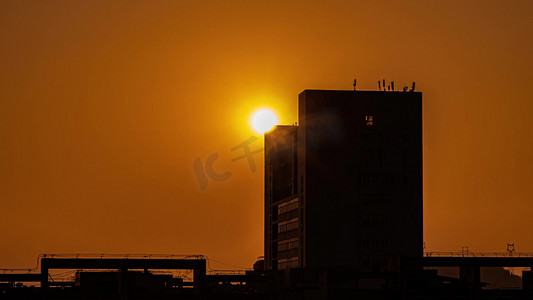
[1,0,533,269]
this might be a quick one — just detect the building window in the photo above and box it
[361,196,389,206]
[360,175,392,186]
[278,218,299,233]
[361,237,389,248]
[361,216,386,227]
[278,198,298,215]
[365,115,373,126]
[278,257,299,270]
[278,238,299,251]
[361,148,373,165]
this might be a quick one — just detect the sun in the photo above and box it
[251,109,278,134]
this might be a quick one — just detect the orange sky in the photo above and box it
[1,0,533,269]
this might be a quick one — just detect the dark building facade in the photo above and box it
[265,89,423,271]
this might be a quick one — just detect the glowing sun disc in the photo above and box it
[251,109,278,134]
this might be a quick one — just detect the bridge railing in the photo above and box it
[425,252,533,258]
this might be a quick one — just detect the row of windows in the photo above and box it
[361,197,390,206]
[360,175,393,186]
[360,148,384,165]
[363,133,410,142]
[360,148,380,156]
[361,148,382,154]
[361,256,391,270]
[278,218,299,233]
[360,149,413,165]
[278,198,298,215]
[278,256,299,270]
[361,237,389,248]
[278,238,299,251]
[361,217,386,227]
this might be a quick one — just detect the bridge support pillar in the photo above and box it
[460,266,480,291]
[523,270,533,291]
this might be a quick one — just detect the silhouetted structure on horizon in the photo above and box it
[4,88,533,299]
[265,89,423,271]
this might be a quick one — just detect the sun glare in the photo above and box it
[251,109,278,134]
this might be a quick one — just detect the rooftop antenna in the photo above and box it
[378,80,381,91]
[382,79,385,90]
[391,81,394,91]
[411,81,416,92]
[507,243,515,256]
[353,78,357,91]
[461,246,469,257]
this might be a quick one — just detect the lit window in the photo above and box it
[365,115,373,126]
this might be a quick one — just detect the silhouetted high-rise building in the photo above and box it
[265,89,423,271]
